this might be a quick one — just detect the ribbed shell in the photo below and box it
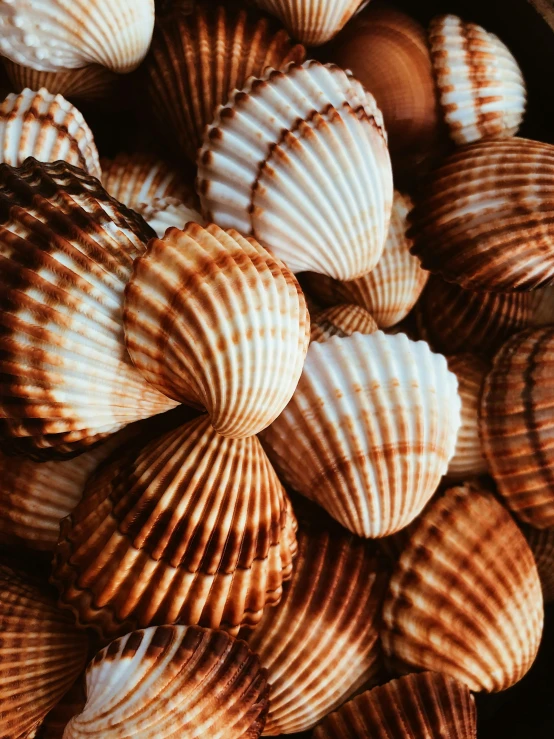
[381,484,544,692]
[198,60,393,281]
[38,676,86,739]
[429,15,526,146]
[64,625,269,739]
[0,0,155,73]
[522,526,554,604]
[313,672,477,739]
[261,332,461,538]
[146,4,305,162]
[409,138,554,292]
[0,158,177,459]
[134,197,204,237]
[244,523,388,735]
[124,223,309,438]
[480,326,554,528]
[53,415,298,639]
[0,565,88,738]
[310,304,377,343]
[0,88,100,178]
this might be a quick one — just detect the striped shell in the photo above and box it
[261,332,461,538]
[480,326,554,528]
[522,526,554,604]
[133,197,204,237]
[64,625,269,739]
[313,672,477,739]
[310,304,377,343]
[381,484,544,692]
[409,138,554,292]
[198,60,393,281]
[429,15,526,146]
[0,87,100,178]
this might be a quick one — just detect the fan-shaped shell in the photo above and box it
[381,483,544,692]
[0,158,177,459]
[64,625,269,739]
[409,138,554,292]
[480,326,554,528]
[313,671,477,739]
[0,564,88,738]
[0,0,155,73]
[53,415,298,638]
[522,526,554,604]
[134,197,204,237]
[244,521,388,734]
[146,4,305,162]
[310,304,377,343]
[198,60,393,280]
[0,87,100,178]
[429,14,526,146]
[261,332,461,538]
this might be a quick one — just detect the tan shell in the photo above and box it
[146,4,305,162]
[480,326,554,528]
[0,158,177,459]
[65,625,269,738]
[409,138,554,292]
[313,671,477,738]
[0,564,88,738]
[244,521,388,734]
[0,87,100,178]
[381,483,544,692]
[522,526,554,604]
[39,675,87,739]
[310,304,377,343]
[133,197,204,237]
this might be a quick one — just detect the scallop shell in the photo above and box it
[480,326,554,528]
[64,625,269,739]
[381,483,544,692]
[0,564,88,738]
[198,60,393,280]
[134,197,204,237]
[0,0,155,73]
[244,521,388,734]
[53,414,298,638]
[0,158,177,459]
[313,671,477,739]
[0,87,100,178]
[310,304,377,343]
[124,223,309,438]
[429,14,526,146]
[409,138,554,292]
[261,332,461,538]
[522,526,554,604]
[146,4,305,162]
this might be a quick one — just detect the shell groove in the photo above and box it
[522,526,554,604]
[310,304,377,343]
[133,197,204,237]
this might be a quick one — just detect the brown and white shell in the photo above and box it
[310,304,377,343]
[522,526,554,604]
[64,625,269,738]
[133,197,204,237]
[381,483,544,692]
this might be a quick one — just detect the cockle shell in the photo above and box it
[53,414,298,638]
[124,223,309,438]
[522,526,554,604]
[261,332,461,538]
[0,87,100,178]
[0,158,177,459]
[381,483,544,692]
[310,304,377,343]
[244,521,388,735]
[313,671,477,739]
[409,138,554,292]
[133,197,204,237]
[480,326,554,528]
[429,15,526,146]
[198,60,393,280]
[0,0,155,73]
[146,4,305,162]
[64,625,269,738]
[0,564,88,738]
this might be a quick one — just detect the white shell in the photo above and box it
[134,197,204,237]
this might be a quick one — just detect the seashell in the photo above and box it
[0,564,88,738]
[133,197,204,237]
[261,332,461,537]
[409,138,554,292]
[64,625,269,739]
[313,671,477,739]
[124,223,309,438]
[0,0,155,73]
[310,304,377,343]
[381,483,544,692]
[53,414,298,639]
[146,4,305,162]
[522,526,554,604]
[0,158,178,459]
[39,675,87,739]
[199,60,393,280]
[480,326,554,528]
[429,15,526,146]
[0,87,100,178]
[244,521,388,734]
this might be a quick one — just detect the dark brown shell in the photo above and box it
[38,675,87,738]
[522,525,554,604]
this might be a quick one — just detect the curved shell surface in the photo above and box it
[310,303,377,343]
[134,197,204,237]
[522,526,554,604]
